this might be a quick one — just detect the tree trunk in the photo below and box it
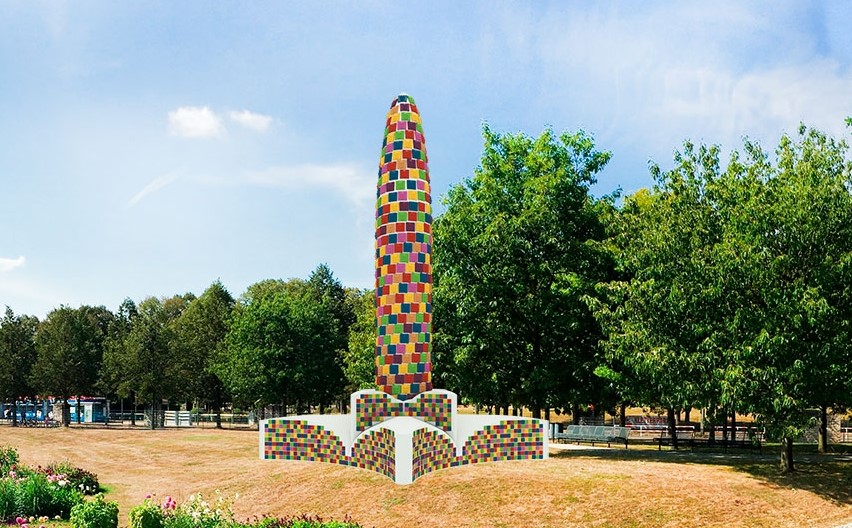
[683,407,691,424]
[545,408,550,421]
[818,404,828,454]
[11,401,18,427]
[532,407,541,419]
[780,436,795,473]
[76,396,82,424]
[721,411,729,446]
[707,406,716,446]
[62,398,71,427]
[730,410,737,442]
[319,402,326,415]
[130,391,136,426]
[571,402,580,425]
[619,403,627,428]
[150,391,156,430]
[667,407,679,450]
[214,396,222,429]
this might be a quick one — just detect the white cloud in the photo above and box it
[0,256,25,272]
[128,173,179,207]
[243,164,375,210]
[500,3,852,159]
[228,110,273,132]
[168,106,224,138]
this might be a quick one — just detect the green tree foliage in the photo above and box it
[222,266,349,415]
[172,281,235,427]
[732,126,852,469]
[343,288,377,393]
[100,298,138,401]
[104,295,193,428]
[433,125,614,416]
[592,125,852,470]
[0,307,39,426]
[589,144,730,446]
[31,305,113,425]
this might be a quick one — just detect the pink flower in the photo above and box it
[162,496,176,511]
[16,517,25,525]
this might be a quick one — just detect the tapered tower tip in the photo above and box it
[375,93,432,400]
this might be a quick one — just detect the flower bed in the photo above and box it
[2,446,360,528]
[127,492,361,528]
[0,446,102,523]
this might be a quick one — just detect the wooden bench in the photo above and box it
[656,428,695,450]
[554,425,630,448]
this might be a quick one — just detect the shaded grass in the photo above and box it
[553,442,852,505]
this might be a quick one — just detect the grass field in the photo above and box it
[3,427,852,528]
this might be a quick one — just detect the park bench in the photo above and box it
[656,427,695,450]
[716,429,762,451]
[658,427,762,451]
[554,425,630,448]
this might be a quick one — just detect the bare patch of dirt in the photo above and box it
[3,427,851,528]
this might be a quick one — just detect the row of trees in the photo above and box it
[0,265,373,428]
[431,122,852,472]
[2,121,850,471]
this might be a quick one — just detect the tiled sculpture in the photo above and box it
[260,94,548,484]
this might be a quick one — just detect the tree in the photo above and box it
[0,307,38,427]
[589,144,730,447]
[109,295,193,429]
[305,264,351,410]
[100,298,139,424]
[729,126,852,469]
[173,281,235,427]
[592,125,852,469]
[343,288,377,393]
[32,305,113,425]
[432,125,614,417]
[222,269,349,416]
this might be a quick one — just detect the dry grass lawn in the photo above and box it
[3,426,852,528]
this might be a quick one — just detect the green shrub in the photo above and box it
[47,463,100,495]
[70,494,119,528]
[0,478,16,520]
[253,515,362,528]
[14,473,52,517]
[13,472,83,519]
[46,483,83,519]
[129,499,165,528]
[0,446,19,474]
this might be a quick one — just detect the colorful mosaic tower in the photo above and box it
[260,94,548,485]
[375,94,432,400]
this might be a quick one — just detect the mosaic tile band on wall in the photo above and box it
[355,391,453,432]
[263,415,545,483]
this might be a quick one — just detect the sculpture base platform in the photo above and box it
[259,389,548,484]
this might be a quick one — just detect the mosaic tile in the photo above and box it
[354,391,454,432]
[412,428,457,480]
[351,427,396,480]
[263,420,347,465]
[375,94,433,400]
[461,420,545,465]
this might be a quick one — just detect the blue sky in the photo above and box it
[1,1,851,319]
